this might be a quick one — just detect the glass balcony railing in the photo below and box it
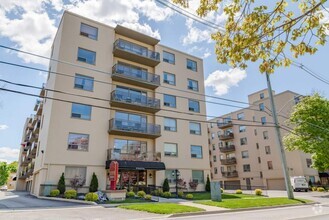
[107,148,161,162]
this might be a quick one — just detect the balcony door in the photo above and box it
[115,111,147,132]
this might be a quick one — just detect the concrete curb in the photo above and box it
[37,196,97,205]
[169,202,319,218]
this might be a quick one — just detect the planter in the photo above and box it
[103,189,127,201]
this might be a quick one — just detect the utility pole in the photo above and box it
[266,72,294,199]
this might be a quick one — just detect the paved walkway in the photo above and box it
[178,201,227,211]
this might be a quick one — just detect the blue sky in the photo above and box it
[0,0,329,162]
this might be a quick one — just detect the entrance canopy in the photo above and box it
[106,160,165,170]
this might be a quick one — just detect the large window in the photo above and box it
[115,111,146,124]
[240,137,247,145]
[259,103,265,111]
[191,145,203,159]
[241,151,249,159]
[114,86,147,103]
[68,133,89,151]
[261,117,267,125]
[237,112,245,120]
[164,94,176,108]
[163,51,175,64]
[188,100,200,112]
[80,23,98,40]
[74,74,94,91]
[164,117,177,131]
[187,59,197,71]
[213,155,217,162]
[239,125,246,133]
[163,72,176,85]
[267,161,273,170]
[189,122,201,135]
[77,48,96,65]
[164,143,178,157]
[265,146,271,154]
[71,103,92,120]
[243,164,251,172]
[260,93,264,99]
[263,131,269,139]
[187,79,199,91]
[65,166,86,183]
[113,139,147,155]
[192,170,204,183]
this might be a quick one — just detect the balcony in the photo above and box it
[219,133,234,140]
[33,120,41,134]
[220,158,237,165]
[112,64,160,89]
[31,115,40,127]
[221,171,238,178]
[35,100,43,116]
[21,155,31,166]
[108,118,161,139]
[113,39,160,67]
[217,121,233,129]
[40,83,46,97]
[27,147,36,160]
[107,148,161,162]
[110,90,160,113]
[219,145,236,153]
[31,142,38,153]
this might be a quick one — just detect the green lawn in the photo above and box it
[105,198,153,204]
[120,203,204,214]
[197,197,312,209]
[190,192,256,200]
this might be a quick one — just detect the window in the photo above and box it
[306,159,312,168]
[115,111,146,125]
[71,103,92,120]
[65,166,86,183]
[163,51,175,64]
[220,166,225,172]
[113,139,147,155]
[259,103,265,111]
[253,116,256,122]
[267,161,273,170]
[213,155,217,162]
[74,74,94,91]
[260,171,263,178]
[191,145,203,159]
[240,137,247,145]
[217,131,221,137]
[212,144,215,150]
[164,143,178,157]
[254,129,257,136]
[187,59,197,71]
[77,48,96,65]
[237,112,245,120]
[263,131,269,139]
[260,93,264,99]
[163,72,175,85]
[192,170,204,183]
[256,143,259,149]
[265,146,271,154]
[164,94,176,108]
[294,96,301,104]
[258,157,261,163]
[211,133,215,139]
[243,164,251,172]
[239,125,246,133]
[165,170,176,183]
[189,122,201,135]
[241,151,249,159]
[214,167,218,174]
[68,133,89,151]
[188,100,200,112]
[164,117,177,131]
[261,117,266,125]
[80,23,98,40]
[187,79,199,91]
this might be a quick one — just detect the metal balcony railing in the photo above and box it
[107,148,161,162]
[221,171,238,178]
[219,145,236,153]
[217,121,233,128]
[220,158,237,165]
[219,133,234,140]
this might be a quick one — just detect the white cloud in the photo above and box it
[0,147,19,163]
[0,124,8,130]
[182,18,213,45]
[38,71,48,79]
[205,68,247,96]
[121,22,161,39]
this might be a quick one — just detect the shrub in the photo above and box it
[163,178,170,192]
[85,192,98,202]
[89,172,98,193]
[144,194,152,200]
[189,180,199,190]
[70,176,86,191]
[308,179,313,187]
[64,189,77,199]
[205,175,211,192]
[221,188,224,193]
[317,187,325,192]
[137,191,146,198]
[235,189,243,194]
[178,191,184,198]
[57,173,66,194]
[50,189,60,197]
[152,189,163,196]
[185,194,193,199]
[312,186,318,192]
[162,191,172,198]
[255,189,263,196]
[126,191,135,198]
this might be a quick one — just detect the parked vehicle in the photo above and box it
[0,185,8,191]
[290,176,308,192]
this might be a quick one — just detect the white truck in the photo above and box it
[290,176,309,192]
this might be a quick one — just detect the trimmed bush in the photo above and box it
[144,194,152,200]
[162,191,172,198]
[85,192,98,202]
[57,173,66,194]
[178,191,184,198]
[255,189,263,196]
[163,178,170,192]
[205,175,210,192]
[89,172,98,193]
[221,188,224,193]
[50,189,60,197]
[185,194,193,199]
[312,186,317,192]
[317,187,325,192]
[152,189,163,196]
[126,191,135,198]
[137,191,146,198]
[235,189,243,194]
[64,189,77,199]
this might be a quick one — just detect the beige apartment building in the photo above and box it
[16,11,210,195]
[208,89,319,190]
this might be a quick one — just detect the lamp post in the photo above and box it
[172,169,180,198]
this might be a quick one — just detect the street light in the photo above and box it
[171,169,180,198]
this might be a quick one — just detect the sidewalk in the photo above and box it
[178,201,227,211]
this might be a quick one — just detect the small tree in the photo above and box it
[163,178,170,192]
[309,179,313,187]
[70,176,86,191]
[205,175,210,192]
[57,173,66,194]
[0,162,9,186]
[89,172,98,192]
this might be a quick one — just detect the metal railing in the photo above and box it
[109,118,161,136]
[111,90,160,109]
[219,145,236,153]
[107,148,161,162]
[220,157,237,165]
[219,133,234,140]
[221,171,238,178]
[217,121,233,128]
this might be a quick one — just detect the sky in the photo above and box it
[0,0,329,163]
